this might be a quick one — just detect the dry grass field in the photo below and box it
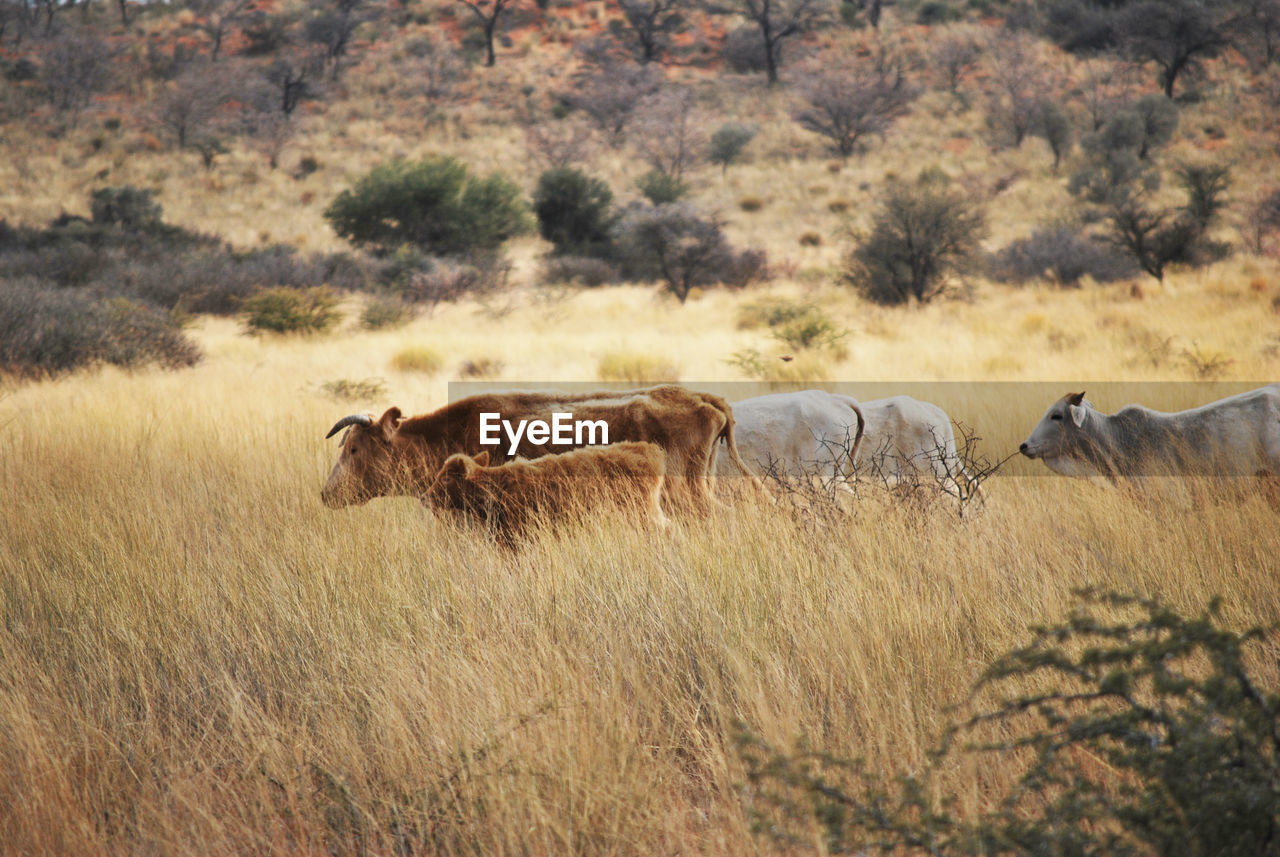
[4,2,1280,853]
[3,276,1279,855]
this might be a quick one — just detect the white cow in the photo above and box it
[715,390,866,486]
[716,390,977,498]
[1019,386,1280,478]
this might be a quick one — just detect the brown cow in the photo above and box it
[426,443,667,547]
[321,385,760,511]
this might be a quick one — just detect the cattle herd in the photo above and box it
[323,384,1280,543]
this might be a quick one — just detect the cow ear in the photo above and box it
[1067,391,1085,406]
[472,450,490,467]
[377,406,403,439]
[1069,403,1087,427]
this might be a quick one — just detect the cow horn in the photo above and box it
[325,414,373,438]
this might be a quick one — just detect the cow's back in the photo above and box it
[716,390,861,479]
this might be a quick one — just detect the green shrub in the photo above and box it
[324,156,531,257]
[533,167,616,257]
[708,123,757,173]
[636,170,688,205]
[737,297,818,330]
[772,308,846,353]
[241,286,341,334]
[846,172,986,305]
[390,345,445,374]
[90,186,162,230]
[738,590,1280,857]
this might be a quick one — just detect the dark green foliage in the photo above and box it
[533,168,617,257]
[1070,97,1178,206]
[846,172,986,305]
[636,170,689,205]
[989,226,1138,285]
[708,123,757,173]
[90,186,163,230]
[324,156,531,257]
[738,590,1280,857]
[1179,162,1230,228]
[241,286,342,334]
[613,203,733,302]
[1033,101,1072,169]
[1102,163,1229,281]
[0,281,200,378]
[917,0,960,24]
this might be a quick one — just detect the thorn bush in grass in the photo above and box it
[738,589,1280,857]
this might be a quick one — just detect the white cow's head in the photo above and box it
[1020,392,1102,476]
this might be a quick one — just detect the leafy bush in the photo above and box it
[738,590,1280,857]
[989,227,1138,285]
[90,186,163,230]
[324,156,531,257]
[241,286,341,334]
[597,351,681,382]
[533,168,616,258]
[846,172,986,305]
[635,170,689,205]
[771,307,847,353]
[0,281,200,378]
[708,123,757,173]
[540,255,620,288]
[737,297,814,330]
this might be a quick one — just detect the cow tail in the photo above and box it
[716,400,768,495]
[847,401,866,470]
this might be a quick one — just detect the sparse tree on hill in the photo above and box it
[931,26,982,102]
[631,87,706,182]
[612,0,685,63]
[186,0,255,61]
[708,123,757,174]
[456,0,520,67]
[151,64,234,149]
[1116,0,1229,98]
[719,0,831,84]
[1104,163,1230,281]
[41,28,113,117]
[985,30,1054,148]
[1033,100,1072,169]
[846,171,986,305]
[614,202,735,302]
[306,0,373,79]
[565,60,663,146]
[792,50,918,158]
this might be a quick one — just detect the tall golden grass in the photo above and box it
[2,282,1278,856]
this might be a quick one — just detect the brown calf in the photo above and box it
[426,442,667,547]
[321,385,761,511]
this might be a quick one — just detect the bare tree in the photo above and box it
[612,0,685,64]
[931,25,981,102]
[185,0,256,61]
[306,0,373,79]
[985,30,1053,148]
[1077,57,1144,132]
[630,87,706,180]
[1115,0,1228,98]
[524,119,595,171]
[564,60,662,146]
[150,63,234,148]
[41,27,113,117]
[456,0,520,67]
[403,33,467,102]
[721,0,830,85]
[792,50,918,158]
